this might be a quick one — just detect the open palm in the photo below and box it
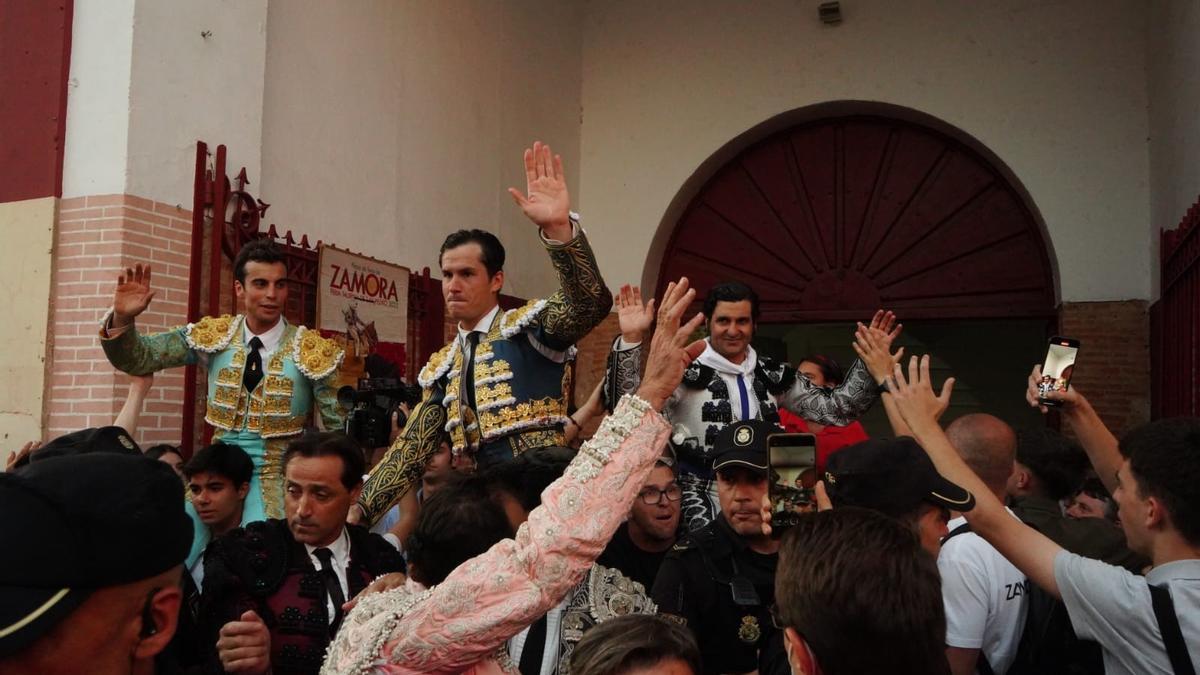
[113,263,156,321]
[615,284,654,341]
[508,141,570,235]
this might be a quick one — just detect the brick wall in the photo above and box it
[47,194,192,446]
[1059,300,1150,438]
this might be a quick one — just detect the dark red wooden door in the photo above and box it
[660,115,1055,322]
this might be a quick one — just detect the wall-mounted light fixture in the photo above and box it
[819,1,843,25]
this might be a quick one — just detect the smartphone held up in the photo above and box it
[767,433,818,534]
[1038,336,1080,407]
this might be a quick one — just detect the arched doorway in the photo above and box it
[658,109,1057,432]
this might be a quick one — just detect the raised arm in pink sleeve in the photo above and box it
[322,394,671,675]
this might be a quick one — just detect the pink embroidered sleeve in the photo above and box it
[322,394,670,674]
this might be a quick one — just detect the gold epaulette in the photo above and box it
[418,340,458,388]
[184,315,239,353]
[499,298,548,338]
[292,327,344,380]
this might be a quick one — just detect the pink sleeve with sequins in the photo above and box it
[322,395,670,674]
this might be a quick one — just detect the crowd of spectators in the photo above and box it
[2,143,1197,675]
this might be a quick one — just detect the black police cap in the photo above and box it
[823,437,974,518]
[0,452,192,657]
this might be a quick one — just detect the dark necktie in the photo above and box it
[736,373,751,420]
[313,547,346,632]
[518,612,549,675]
[462,331,481,412]
[243,336,264,393]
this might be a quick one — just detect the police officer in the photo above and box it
[651,419,780,675]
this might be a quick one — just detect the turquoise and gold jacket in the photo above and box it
[357,229,611,523]
[100,313,344,438]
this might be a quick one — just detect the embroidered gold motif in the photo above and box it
[418,342,456,388]
[230,349,246,367]
[738,615,761,644]
[479,397,566,430]
[260,439,288,519]
[211,384,240,407]
[205,402,239,430]
[293,327,343,380]
[216,367,241,387]
[475,358,513,381]
[261,415,305,438]
[186,315,238,352]
[476,382,514,408]
[263,396,292,415]
[264,374,294,396]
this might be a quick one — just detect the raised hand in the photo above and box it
[1025,364,1083,413]
[853,324,904,385]
[886,355,955,435]
[635,277,706,409]
[112,263,157,327]
[615,284,655,343]
[507,141,572,242]
[867,309,902,340]
[343,572,407,612]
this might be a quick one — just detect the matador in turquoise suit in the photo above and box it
[99,239,344,565]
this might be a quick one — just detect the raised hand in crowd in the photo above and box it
[565,379,605,445]
[634,277,706,410]
[114,372,155,437]
[853,311,905,384]
[507,140,574,243]
[615,283,655,344]
[4,440,40,472]
[888,355,1066,596]
[217,610,271,674]
[110,263,157,328]
[1025,364,1122,495]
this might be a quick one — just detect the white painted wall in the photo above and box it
[260,1,585,301]
[62,0,135,198]
[578,0,1153,303]
[1147,0,1200,298]
[63,0,267,206]
[125,0,268,208]
[0,198,56,455]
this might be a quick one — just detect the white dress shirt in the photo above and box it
[244,316,287,359]
[304,527,351,624]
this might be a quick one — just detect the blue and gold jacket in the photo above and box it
[357,229,611,523]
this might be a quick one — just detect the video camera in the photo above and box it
[337,377,423,450]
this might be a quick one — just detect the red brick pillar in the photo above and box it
[1058,300,1150,438]
[47,195,193,446]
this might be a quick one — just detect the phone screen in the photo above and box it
[767,433,818,533]
[1039,336,1080,406]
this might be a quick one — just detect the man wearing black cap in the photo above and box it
[823,436,974,556]
[0,449,193,674]
[651,419,781,675]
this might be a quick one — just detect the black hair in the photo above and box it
[483,446,575,513]
[570,614,701,675]
[233,238,287,284]
[143,444,181,461]
[1015,428,1089,500]
[439,229,506,278]
[282,432,365,490]
[182,442,253,486]
[405,473,514,585]
[1072,475,1118,521]
[702,281,760,322]
[1120,417,1200,546]
[798,354,844,386]
[776,507,948,675]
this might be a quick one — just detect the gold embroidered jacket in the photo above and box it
[99,313,345,438]
[357,229,611,523]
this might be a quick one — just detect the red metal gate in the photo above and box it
[182,141,442,452]
[1151,198,1200,419]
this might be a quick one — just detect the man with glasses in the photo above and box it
[652,420,781,675]
[598,452,682,590]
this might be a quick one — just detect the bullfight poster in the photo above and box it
[316,245,409,380]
